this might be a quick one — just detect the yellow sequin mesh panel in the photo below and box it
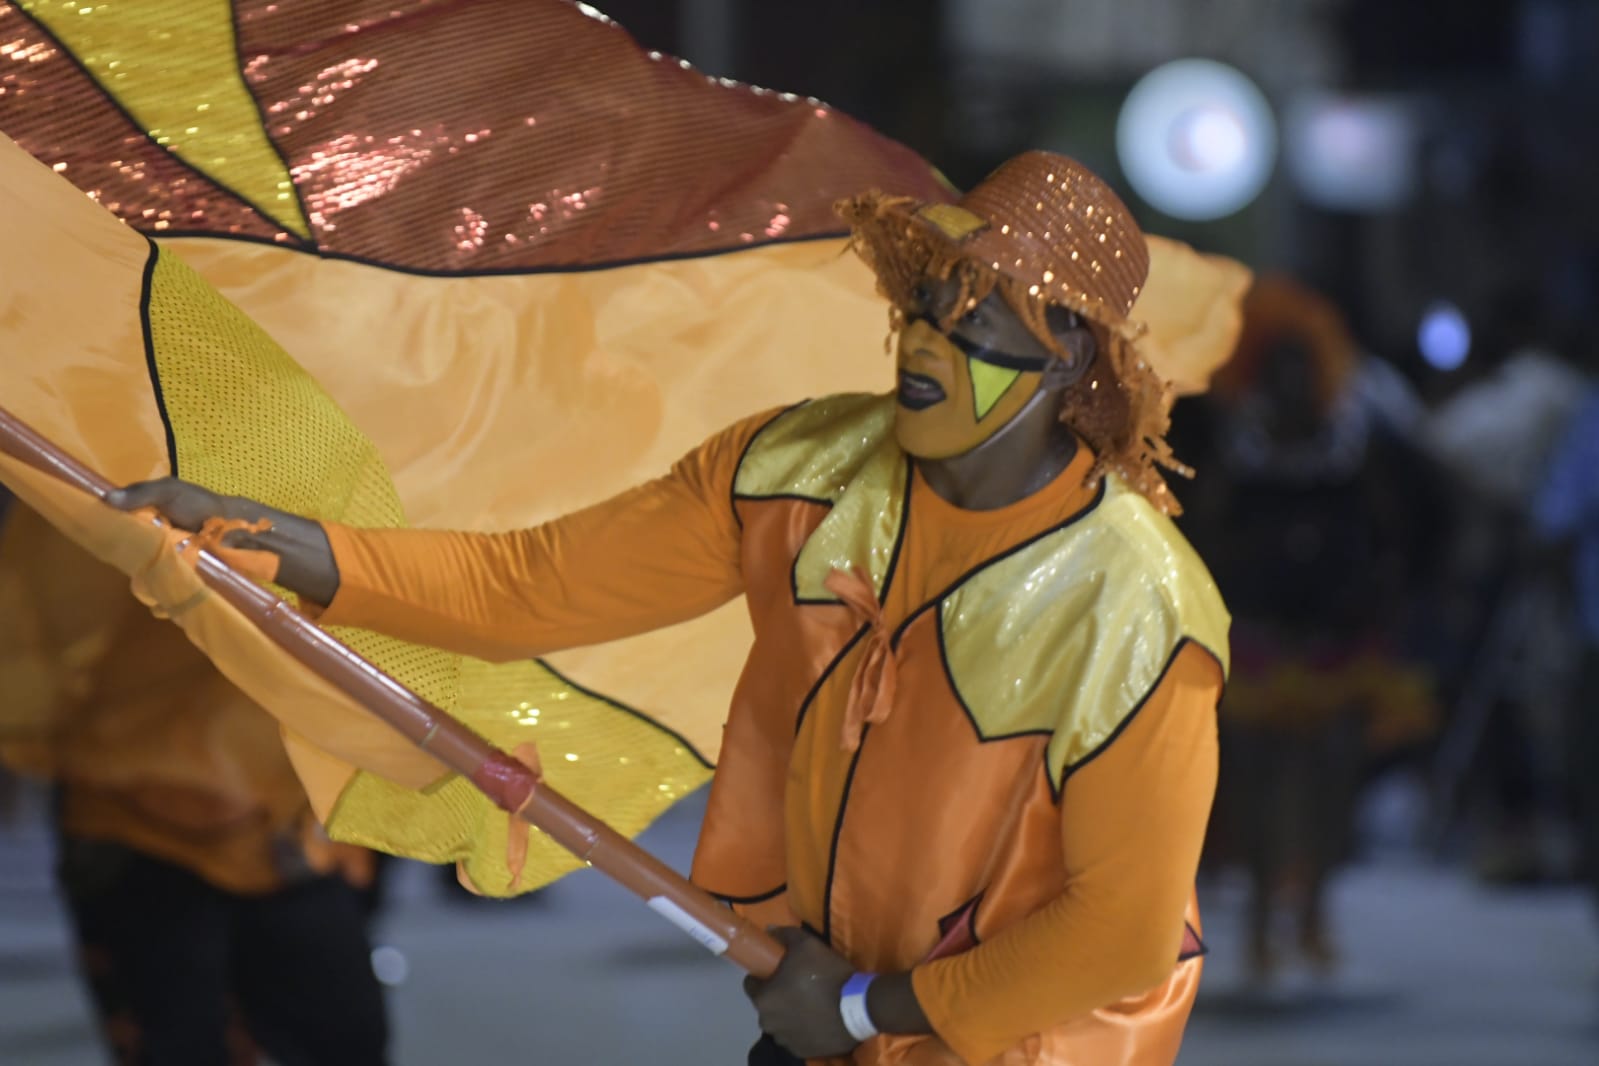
[733,393,906,602]
[146,247,459,711]
[20,0,309,237]
[939,476,1230,791]
[328,659,711,892]
[146,247,711,893]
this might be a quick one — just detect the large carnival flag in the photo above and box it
[0,0,1247,894]
[0,0,950,893]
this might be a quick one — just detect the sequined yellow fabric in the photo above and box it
[732,394,906,602]
[940,476,1230,789]
[733,393,892,503]
[146,247,458,708]
[19,0,308,236]
[916,202,989,242]
[0,4,279,236]
[733,388,1227,791]
[329,659,710,891]
[146,244,711,893]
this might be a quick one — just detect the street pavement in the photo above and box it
[2,784,1595,1066]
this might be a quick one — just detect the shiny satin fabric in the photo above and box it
[692,396,1225,1064]
[0,128,919,893]
[1,0,1245,913]
[943,477,1231,786]
[0,138,713,895]
[165,235,899,756]
[0,134,442,790]
[1,0,949,793]
[845,947,1199,1065]
[165,238,895,532]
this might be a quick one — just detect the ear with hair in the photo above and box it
[1042,327,1096,389]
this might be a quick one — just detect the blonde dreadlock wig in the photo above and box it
[838,151,1190,513]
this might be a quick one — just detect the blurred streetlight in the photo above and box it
[1116,59,1277,221]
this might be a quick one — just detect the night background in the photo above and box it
[3,1,1598,1063]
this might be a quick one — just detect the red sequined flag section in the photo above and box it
[232,0,944,270]
[0,1,282,240]
[5,0,947,272]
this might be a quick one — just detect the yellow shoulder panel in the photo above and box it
[939,476,1229,791]
[733,393,894,501]
[734,394,906,603]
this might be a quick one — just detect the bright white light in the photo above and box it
[1418,302,1471,371]
[371,945,410,986]
[1117,59,1277,220]
[1174,107,1248,173]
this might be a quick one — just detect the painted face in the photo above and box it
[893,281,1060,459]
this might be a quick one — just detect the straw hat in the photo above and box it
[838,150,1251,513]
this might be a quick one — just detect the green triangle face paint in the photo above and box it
[969,356,1022,420]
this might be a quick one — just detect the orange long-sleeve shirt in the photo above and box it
[321,398,1224,1065]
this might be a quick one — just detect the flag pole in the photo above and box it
[0,405,783,977]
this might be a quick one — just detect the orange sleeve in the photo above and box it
[316,408,780,662]
[910,641,1223,1065]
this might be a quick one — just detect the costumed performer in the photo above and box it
[115,151,1238,1066]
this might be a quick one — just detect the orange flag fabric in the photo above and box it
[0,0,947,895]
[0,0,1247,894]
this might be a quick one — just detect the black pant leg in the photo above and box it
[231,874,389,1066]
[57,838,239,1066]
[748,1033,808,1065]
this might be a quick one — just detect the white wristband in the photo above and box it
[839,972,879,1042]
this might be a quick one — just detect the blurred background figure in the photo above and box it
[1177,277,1439,981]
[1423,348,1593,885]
[1531,388,1599,913]
[0,505,388,1066]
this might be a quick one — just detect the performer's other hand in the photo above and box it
[108,476,237,532]
[742,926,860,1059]
[108,478,340,606]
